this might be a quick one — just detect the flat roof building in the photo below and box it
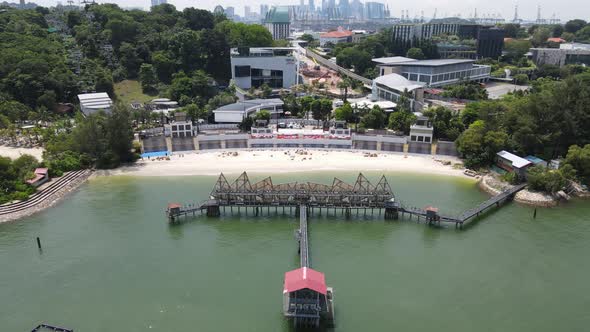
[213,98,284,123]
[373,57,491,87]
[530,43,590,67]
[77,92,113,116]
[409,114,433,144]
[164,112,194,138]
[231,47,298,90]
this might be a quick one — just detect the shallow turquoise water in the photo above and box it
[1,172,589,331]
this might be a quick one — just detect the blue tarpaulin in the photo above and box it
[141,151,169,158]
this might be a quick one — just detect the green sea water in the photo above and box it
[1,172,589,332]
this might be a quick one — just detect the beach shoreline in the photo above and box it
[98,149,471,178]
[0,145,44,160]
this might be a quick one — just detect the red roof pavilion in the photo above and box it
[283,267,327,295]
[167,203,181,209]
[26,168,48,185]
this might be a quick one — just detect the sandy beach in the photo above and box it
[104,149,469,178]
[0,146,44,160]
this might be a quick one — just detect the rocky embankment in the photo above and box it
[0,170,93,223]
[478,174,558,207]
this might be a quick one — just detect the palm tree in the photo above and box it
[337,77,352,102]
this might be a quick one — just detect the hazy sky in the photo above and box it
[34,0,588,21]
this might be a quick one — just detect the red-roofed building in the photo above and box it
[26,168,49,188]
[547,37,566,44]
[284,267,327,294]
[320,27,353,47]
[283,267,334,327]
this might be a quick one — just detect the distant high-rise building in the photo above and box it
[339,0,350,18]
[476,26,504,58]
[364,2,385,19]
[213,5,225,15]
[264,6,290,40]
[309,0,315,12]
[225,6,235,18]
[260,4,269,16]
[20,0,25,9]
[350,0,363,19]
[151,0,166,7]
[245,5,251,17]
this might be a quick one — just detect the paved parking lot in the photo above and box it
[486,82,530,99]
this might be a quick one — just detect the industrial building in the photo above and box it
[231,47,298,90]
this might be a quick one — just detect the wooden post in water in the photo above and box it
[533,208,537,219]
[36,237,41,250]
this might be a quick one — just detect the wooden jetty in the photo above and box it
[166,172,528,228]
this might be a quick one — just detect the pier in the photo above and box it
[298,205,309,268]
[31,324,73,332]
[165,172,527,328]
[166,172,528,228]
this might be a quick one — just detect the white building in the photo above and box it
[164,112,194,138]
[371,73,425,110]
[213,99,284,123]
[77,92,113,116]
[409,114,433,143]
[231,47,298,90]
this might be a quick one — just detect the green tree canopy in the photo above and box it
[360,106,386,129]
[406,47,425,60]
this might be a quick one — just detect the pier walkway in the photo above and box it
[457,183,527,222]
[166,172,528,228]
[299,205,309,268]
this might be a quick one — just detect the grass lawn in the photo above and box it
[114,80,158,105]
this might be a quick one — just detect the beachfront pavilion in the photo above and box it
[213,99,284,123]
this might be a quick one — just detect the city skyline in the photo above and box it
[29,0,590,21]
